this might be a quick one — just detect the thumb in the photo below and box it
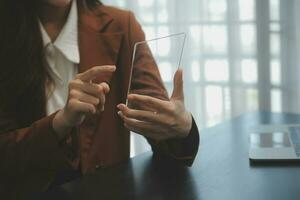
[171,68,184,100]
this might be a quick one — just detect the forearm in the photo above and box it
[0,113,74,178]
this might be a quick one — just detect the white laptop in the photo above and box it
[249,125,300,161]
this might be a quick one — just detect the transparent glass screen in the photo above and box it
[126,33,186,107]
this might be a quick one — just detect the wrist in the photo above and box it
[179,112,193,138]
[52,109,72,140]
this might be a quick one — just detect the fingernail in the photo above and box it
[111,65,116,71]
[118,111,121,115]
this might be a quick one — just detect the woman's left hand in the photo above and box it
[117,69,192,141]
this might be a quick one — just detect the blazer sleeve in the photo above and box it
[127,12,200,166]
[0,112,76,183]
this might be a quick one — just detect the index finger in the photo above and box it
[77,65,116,82]
[127,94,171,113]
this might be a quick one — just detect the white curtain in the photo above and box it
[101,0,300,157]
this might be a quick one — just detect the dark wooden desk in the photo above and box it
[40,112,300,200]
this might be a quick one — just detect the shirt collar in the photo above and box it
[39,0,80,64]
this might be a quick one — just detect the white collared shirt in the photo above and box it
[39,0,80,115]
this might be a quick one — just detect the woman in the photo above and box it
[0,0,199,198]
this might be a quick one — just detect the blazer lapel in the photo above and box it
[76,3,124,172]
[78,4,124,82]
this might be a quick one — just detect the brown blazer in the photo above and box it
[0,1,199,198]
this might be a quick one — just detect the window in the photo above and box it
[101,0,290,156]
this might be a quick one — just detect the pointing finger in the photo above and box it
[77,65,116,82]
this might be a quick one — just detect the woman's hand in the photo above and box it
[53,65,116,139]
[117,69,192,141]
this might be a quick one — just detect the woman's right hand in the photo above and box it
[52,65,116,139]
